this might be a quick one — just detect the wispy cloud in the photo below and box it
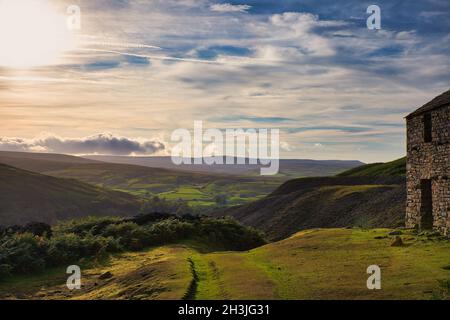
[210,3,252,13]
[211,115,294,123]
[80,48,221,64]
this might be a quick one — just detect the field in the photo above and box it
[157,182,276,207]
[51,168,282,209]
[0,151,364,210]
[32,167,282,209]
[1,228,448,300]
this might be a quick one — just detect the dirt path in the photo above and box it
[191,252,276,300]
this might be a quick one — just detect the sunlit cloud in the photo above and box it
[0,133,165,156]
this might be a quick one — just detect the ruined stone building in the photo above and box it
[406,89,449,235]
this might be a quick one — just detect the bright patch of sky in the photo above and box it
[0,0,449,162]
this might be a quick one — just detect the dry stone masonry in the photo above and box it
[406,89,450,235]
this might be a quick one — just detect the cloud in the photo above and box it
[2,0,450,163]
[210,3,251,13]
[0,133,165,155]
[260,12,347,57]
[211,115,293,123]
[280,141,294,151]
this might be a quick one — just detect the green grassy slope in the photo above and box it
[0,164,140,225]
[338,157,406,177]
[1,228,448,300]
[194,228,449,300]
[213,156,407,240]
[214,176,406,240]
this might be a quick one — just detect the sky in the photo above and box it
[0,0,449,162]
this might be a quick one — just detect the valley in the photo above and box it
[0,151,366,214]
[0,151,284,209]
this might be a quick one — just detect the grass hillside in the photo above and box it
[0,151,281,208]
[1,228,448,300]
[213,157,407,241]
[214,176,406,240]
[338,157,406,177]
[0,164,140,225]
[0,151,365,210]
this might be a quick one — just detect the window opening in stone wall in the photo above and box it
[423,113,432,143]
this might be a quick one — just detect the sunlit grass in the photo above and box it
[1,228,448,300]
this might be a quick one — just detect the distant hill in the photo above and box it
[0,163,140,226]
[338,157,406,177]
[0,151,98,164]
[0,151,100,172]
[213,176,405,240]
[0,151,210,183]
[0,151,281,207]
[85,155,364,178]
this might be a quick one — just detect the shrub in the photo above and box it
[196,217,266,251]
[0,233,47,274]
[0,214,266,279]
[55,216,121,236]
[102,222,148,250]
[0,264,12,278]
[145,218,195,244]
[47,233,121,265]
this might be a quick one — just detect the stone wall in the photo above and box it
[406,104,449,235]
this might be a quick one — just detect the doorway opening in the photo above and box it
[420,179,433,230]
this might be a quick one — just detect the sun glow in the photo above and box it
[0,0,75,68]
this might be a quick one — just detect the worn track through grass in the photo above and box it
[182,258,199,300]
[0,229,448,300]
